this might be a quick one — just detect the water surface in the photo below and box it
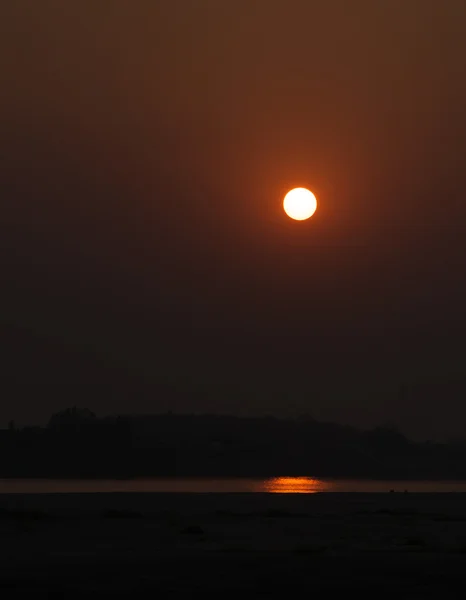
[2,477,466,494]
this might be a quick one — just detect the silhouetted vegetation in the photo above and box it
[2,408,466,479]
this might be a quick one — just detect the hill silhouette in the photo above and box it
[2,408,466,480]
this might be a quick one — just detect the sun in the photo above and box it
[283,188,317,221]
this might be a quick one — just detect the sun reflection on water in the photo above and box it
[259,477,327,493]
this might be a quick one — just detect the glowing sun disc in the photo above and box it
[283,188,317,220]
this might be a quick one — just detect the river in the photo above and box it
[2,477,466,493]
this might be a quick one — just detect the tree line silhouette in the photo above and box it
[1,407,466,479]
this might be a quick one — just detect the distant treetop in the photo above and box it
[47,406,96,430]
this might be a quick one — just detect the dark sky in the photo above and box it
[2,1,466,440]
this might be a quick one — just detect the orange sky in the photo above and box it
[1,1,466,439]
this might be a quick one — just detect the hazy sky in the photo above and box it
[2,1,466,439]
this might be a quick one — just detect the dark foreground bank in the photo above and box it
[1,493,466,597]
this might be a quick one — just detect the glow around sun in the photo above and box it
[283,188,317,221]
